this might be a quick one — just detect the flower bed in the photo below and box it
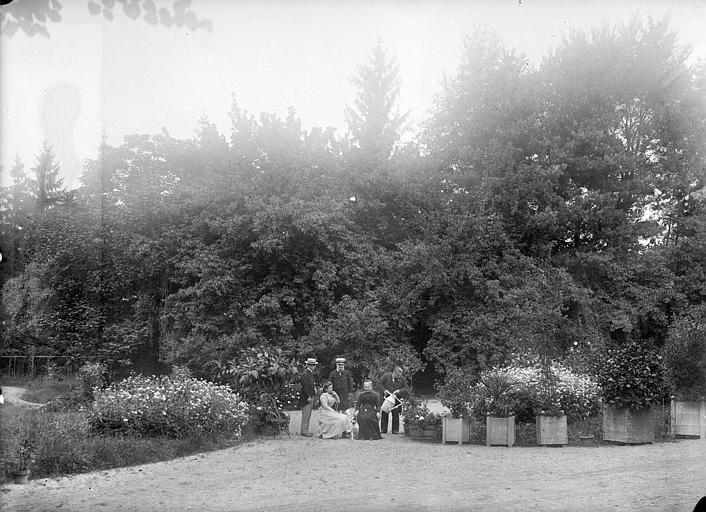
[441,363,600,423]
[89,374,249,438]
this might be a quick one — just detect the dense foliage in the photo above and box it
[1,18,705,396]
[89,374,249,438]
[661,305,706,400]
[595,341,667,410]
[211,345,300,407]
[401,396,444,429]
[452,364,601,422]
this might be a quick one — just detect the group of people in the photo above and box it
[299,357,409,440]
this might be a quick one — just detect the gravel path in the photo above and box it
[2,408,705,512]
[0,386,44,408]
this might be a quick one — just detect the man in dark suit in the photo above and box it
[299,357,318,436]
[328,357,354,410]
[378,365,409,434]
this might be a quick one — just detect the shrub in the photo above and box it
[401,396,443,429]
[211,346,299,405]
[453,363,600,422]
[596,341,667,410]
[436,366,477,418]
[78,362,108,400]
[88,374,249,438]
[662,305,706,400]
[170,364,193,382]
[277,380,300,411]
[2,409,41,471]
[552,365,602,420]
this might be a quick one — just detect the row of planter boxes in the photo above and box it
[437,415,568,447]
[412,401,706,446]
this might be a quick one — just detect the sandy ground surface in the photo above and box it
[2,406,705,512]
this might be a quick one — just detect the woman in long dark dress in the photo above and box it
[355,380,382,440]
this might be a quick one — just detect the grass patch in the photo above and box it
[0,406,246,481]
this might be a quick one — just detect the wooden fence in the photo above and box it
[0,355,95,379]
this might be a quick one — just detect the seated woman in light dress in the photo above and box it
[316,381,353,439]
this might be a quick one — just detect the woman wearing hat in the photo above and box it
[299,357,319,437]
[316,381,353,439]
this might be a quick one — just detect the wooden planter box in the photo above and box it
[442,417,472,444]
[486,415,515,447]
[603,405,654,444]
[536,415,568,446]
[406,424,441,442]
[670,400,706,439]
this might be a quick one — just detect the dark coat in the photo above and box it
[377,372,410,399]
[299,369,316,408]
[328,369,354,409]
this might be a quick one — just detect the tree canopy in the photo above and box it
[1,23,705,388]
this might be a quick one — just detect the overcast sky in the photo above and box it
[2,0,706,188]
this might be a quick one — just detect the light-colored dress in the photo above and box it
[317,392,353,439]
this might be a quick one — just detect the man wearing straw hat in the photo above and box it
[329,357,354,411]
[299,357,319,437]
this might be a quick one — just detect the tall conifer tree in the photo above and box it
[345,40,407,167]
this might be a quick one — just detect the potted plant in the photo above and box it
[534,362,568,446]
[596,341,666,444]
[535,403,568,446]
[7,417,39,484]
[437,367,473,444]
[402,397,442,442]
[479,373,517,447]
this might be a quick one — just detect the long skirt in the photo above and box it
[317,409,353,439]
[356,404,382,440]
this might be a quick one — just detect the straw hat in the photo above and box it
[304,357,318,366]
[335,357,346,364]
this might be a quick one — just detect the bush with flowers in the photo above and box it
[88,374,249,438]
[401,396,444,430]
[443,363,601,423]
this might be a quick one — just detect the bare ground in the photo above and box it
[2,408,705,512]
[0,386,44,408]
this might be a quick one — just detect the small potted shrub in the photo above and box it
[402,397,442,442]
[479,373,517,447]
[534,363,568,446]
[7,413,39,484]
[436,367,474,444]
[596,341,666,444]
[534,399,568,446]
[661,306,706,438]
